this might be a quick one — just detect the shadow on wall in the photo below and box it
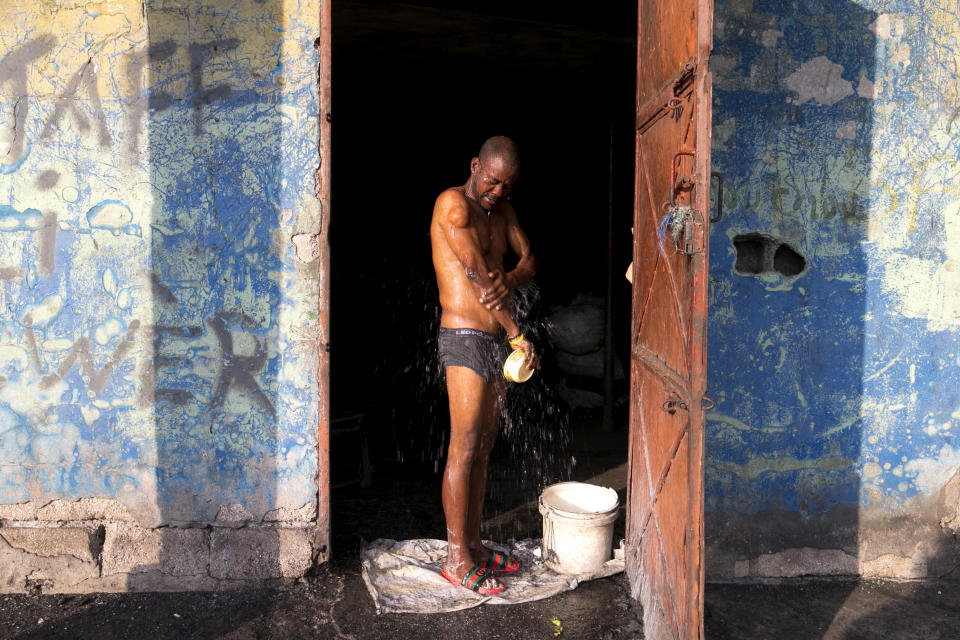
[130,2,288,590]
[706,0,876,593]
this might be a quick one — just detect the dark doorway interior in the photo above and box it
[329,1,637,562]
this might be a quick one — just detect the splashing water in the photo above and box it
[487,280,576,540]
[334,265,577,544]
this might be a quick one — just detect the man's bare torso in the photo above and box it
[431,187,511,334]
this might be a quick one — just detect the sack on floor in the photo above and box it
[361,538,624,614]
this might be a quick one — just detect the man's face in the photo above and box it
[471,156,519,211]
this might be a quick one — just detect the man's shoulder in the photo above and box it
[436,187,467,207]
[434,188,472,228]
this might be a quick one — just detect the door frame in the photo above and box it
[316,0,333,559]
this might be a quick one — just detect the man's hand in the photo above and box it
[479,270,512,311]
[516,336,540,370]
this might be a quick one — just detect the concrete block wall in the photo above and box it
[706,0,960,579]
[0,499,320,592]
[0,0,325,591]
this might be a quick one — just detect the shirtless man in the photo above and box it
[430,136,539,595]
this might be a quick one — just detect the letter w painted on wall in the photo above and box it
[36,320,141,395]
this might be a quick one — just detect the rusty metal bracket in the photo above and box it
[669,149,696,207]
[710,172,724,223]
[681,217,702,255]
[662,391,689,415]
[674,62,696,96]
[667,97,685,121]
[701,396,715,411]
[635,57,698,131]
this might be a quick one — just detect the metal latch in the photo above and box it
[660,149,703,255]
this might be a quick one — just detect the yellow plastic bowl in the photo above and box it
[503,349,535,383]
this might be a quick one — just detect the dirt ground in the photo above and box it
[0,569,641,640]
[3,571,960,639]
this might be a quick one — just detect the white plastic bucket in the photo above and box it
[539,482,619,575]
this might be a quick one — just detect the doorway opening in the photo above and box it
[328,1,638,564]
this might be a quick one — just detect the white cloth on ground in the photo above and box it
[361,538,624,614]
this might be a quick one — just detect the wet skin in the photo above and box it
[430,150,539,589]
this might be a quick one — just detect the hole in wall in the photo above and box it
[733,234,765,274]
[773,243,806,276]
[732,233,806,280]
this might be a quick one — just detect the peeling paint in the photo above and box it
[835,120,857,140]
[0,0,322,534]
[784,56,854,106]
[291,233,321,264]
[759,29,781,48]
[707,0,960,578]
[875,201,960,330]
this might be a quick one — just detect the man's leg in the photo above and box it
[441,366,505,589]
[464,378,505,560]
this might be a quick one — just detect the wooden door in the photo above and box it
[626,0,713,637]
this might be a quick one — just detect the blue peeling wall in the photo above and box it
[0,0,323,527]
[707,0,960,578]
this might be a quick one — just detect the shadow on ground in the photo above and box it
[705,579,960,640]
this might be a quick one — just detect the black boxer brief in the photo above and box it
[437,327,509,382]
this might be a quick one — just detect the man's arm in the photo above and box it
[504,203,538,287]
[479,203,537,311]
[439,192,521,338]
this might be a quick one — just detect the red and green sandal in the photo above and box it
[480,550,521,574]
[440,565,506,596]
